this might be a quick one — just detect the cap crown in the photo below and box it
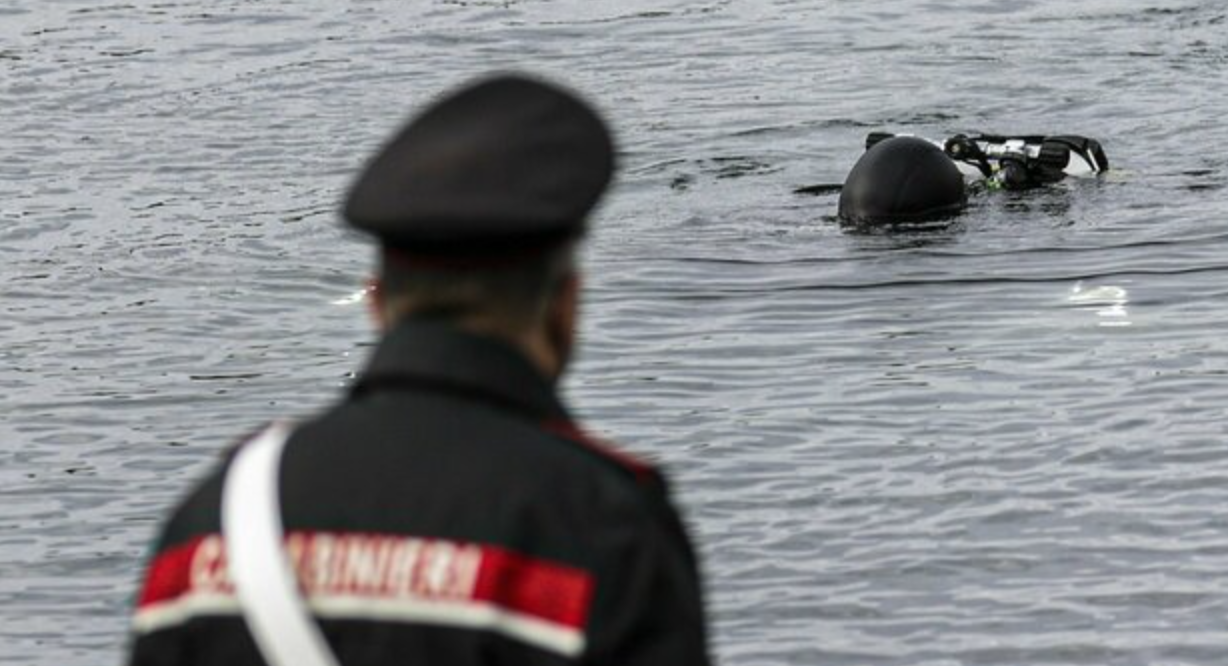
[344,74,615,252]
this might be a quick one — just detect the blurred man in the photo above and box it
[127,73,712,666]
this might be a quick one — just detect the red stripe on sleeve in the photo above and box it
[473,546,595,629]
[136,536,206,608]
[134,531,593,633]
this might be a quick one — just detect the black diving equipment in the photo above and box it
[865,132,1109,190]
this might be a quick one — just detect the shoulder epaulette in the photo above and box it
[540,420,659,486]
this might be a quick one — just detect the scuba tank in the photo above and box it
[865,132,1109,190]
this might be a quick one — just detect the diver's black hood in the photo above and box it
[838,136,966,224]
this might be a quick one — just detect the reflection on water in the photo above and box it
[5,1,1228,665]
[1068,282,1131,328]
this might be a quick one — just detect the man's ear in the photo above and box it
[367,277,386,331]
[546,272,581,375]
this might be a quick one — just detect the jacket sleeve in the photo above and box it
[124,469,231,666]
[582,480,713,666]
[126,623,196,666]
[125,531,199,666]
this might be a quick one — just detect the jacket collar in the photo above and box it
[351,318,570,422]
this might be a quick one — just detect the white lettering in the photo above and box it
[195,531,484,601]
[421,541,456,596]
[189,535,229,592]
[340,535,395,594]
[311,533,336,591]
[386,538,423,597]
[451,545,483,597]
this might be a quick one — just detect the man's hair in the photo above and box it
[378,242,577,331]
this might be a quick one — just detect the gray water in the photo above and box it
[4,1,1228,664]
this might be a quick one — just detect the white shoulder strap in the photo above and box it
[221,422,341,666]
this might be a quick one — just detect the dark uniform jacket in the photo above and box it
[127,320,712,666]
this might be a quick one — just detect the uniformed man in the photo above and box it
[125,73,713,666]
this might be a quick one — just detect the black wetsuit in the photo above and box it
[126,320,712,666]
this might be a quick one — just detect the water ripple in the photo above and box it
[6,1,1228,665]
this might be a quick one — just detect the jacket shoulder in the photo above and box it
[539,420,663,489]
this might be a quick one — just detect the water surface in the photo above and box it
[3,1,1228,664]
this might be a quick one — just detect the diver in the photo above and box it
[829,132,1110,226]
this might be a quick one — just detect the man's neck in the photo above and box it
[443,317,563,383]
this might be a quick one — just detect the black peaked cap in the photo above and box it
[344,74,615,253]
